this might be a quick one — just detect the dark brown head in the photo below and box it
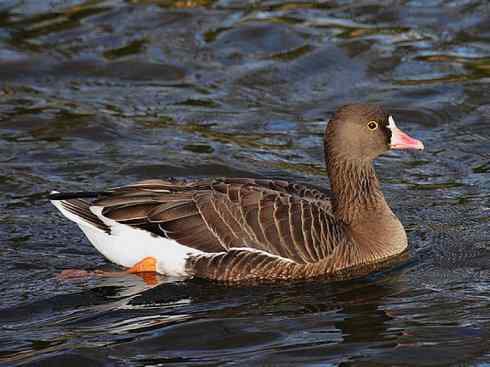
[325,104,423,162]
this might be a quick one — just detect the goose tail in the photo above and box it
[50,191,109,232]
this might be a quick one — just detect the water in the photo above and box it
[0,0,489,365]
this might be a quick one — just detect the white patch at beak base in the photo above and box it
[388,115,397,129]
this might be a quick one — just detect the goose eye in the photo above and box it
[367,121,378,131]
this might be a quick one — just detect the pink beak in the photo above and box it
[388,116,424,150]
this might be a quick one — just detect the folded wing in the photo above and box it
[94,178,344,264]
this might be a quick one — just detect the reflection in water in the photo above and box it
[0,0,489,365]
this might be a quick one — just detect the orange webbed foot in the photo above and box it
[126,257,157,274]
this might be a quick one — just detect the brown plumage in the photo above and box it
[50,104,424,282]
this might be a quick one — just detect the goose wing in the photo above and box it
[92,178,342,264]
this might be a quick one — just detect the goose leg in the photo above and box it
[57,257,158,284]
[58,269,93,279]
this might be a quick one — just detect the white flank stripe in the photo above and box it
[228,247,295,263]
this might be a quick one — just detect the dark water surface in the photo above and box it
[1,0,489,365]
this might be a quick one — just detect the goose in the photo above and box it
[50,104,423,282]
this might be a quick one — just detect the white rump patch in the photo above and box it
[87,206,204,276]
[51,198,204,276]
